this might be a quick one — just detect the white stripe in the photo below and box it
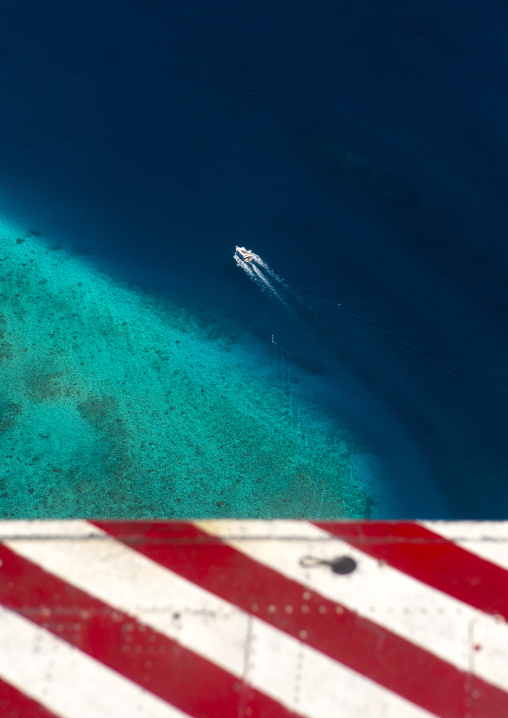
[249,617,436,718]
[3,521,434,718]
[421,521,508,571]
[0,520,104,539]
[195,519,508,693]
[0,607,189,718]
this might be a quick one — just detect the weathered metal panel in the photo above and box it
[1,520,507,717]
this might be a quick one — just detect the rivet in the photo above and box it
[302,591,311,600]
[268,605,276,614]
[299,630,308,640]
[301,605,309,613]
[285,605,293,614]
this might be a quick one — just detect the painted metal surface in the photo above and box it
[0,520,507,718]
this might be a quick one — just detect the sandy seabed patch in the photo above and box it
[0,219,376,519]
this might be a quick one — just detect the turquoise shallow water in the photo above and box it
[1,1,507,519]
[0,218,378,519]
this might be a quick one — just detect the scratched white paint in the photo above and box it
[0,606,190,718]
[3,521,435,718]
[197,519,508,692]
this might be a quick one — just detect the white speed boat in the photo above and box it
[236,246,254,263]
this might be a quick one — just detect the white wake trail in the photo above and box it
[234,253,283,299]
[251,251,310,310]
[251,253,288,288]
[234,252,301,320]
[234,253,255,277]
[250,263,287,304]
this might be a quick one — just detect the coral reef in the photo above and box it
[0,219,374,519]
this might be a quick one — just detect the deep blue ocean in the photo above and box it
[1,0,507,518]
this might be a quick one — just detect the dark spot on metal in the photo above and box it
[299,555,357,575]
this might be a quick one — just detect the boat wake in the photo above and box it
[234,248,301,321]
[251,253,288,288]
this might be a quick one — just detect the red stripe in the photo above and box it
[0,677,61,718]
[0,544,303,718]
[93,520,508,718]
[314,521,508,620]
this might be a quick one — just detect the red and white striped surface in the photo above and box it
[1,520,508,718]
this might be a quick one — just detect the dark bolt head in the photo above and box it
[329,556,357,575]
